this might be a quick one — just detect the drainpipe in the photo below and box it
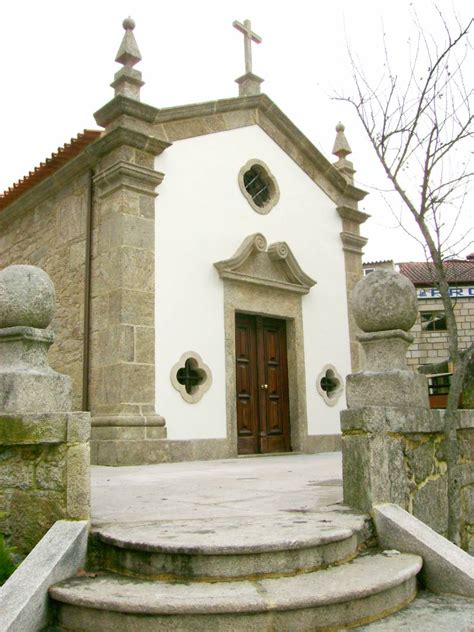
[82,169,94,411]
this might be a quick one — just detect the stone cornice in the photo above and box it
[96,94,368,206]
[97,126,170,157]
[93,162,164,198]
[0,128,170,222]
[340,232,368,255]
[337,205,371,225]
[94,96,160,127]
[254,97,367,204]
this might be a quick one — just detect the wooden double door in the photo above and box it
[235,313,291,455]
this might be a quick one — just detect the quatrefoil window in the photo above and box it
[316,364,344,406]
[238,159,280,214]
[171,352,212,403]
[177,359,203,394]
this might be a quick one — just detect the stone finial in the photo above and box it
[347,269,428,408]
[115,17,141,67]
[352,269,418,334]
[111,17,144,101]
[351,269,418,374]
[332,122,355,183]
[0,265,71,413]
[332,122,352,159]
[0,265,55,329]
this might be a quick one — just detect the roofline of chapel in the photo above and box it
[0,93,369,222]
[95,93,368,207]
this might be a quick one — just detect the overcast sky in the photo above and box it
[2,0,472,262]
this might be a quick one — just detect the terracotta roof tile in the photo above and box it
[399,260,474,285]
[0,130,102,211]
[363,260,394,266]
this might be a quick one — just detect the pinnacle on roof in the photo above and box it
[332,122,355,184]
[111,17,144,101]
[332,122,352,159]
[115,17,142,67]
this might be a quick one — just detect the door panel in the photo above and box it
[235,315,260,455]
[235,314,291,454]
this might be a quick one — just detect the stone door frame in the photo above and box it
[224,281,309,454]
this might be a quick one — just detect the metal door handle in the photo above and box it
[260,384,268,390]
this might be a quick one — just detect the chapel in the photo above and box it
[0,18,368,465]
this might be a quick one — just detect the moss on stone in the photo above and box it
[0,415,66,445]
[8,490,66,555]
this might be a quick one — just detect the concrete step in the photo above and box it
[90,509,373,580]
[49,551,422,631]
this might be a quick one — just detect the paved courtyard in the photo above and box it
[91,452,343,527]
[90,452,474,631]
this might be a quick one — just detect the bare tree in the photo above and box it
[337,8,473,544]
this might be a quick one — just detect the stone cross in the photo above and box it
[233,19,262,74]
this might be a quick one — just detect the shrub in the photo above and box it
[0,534,17,584]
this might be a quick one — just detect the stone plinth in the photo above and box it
[0,265,90,555]
[235,72,264,96]
[0,327,71,414]
[341,269,457,541]
[346,369,429,409]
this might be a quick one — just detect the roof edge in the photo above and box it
[0,126,168,219]
[96,93,368,205]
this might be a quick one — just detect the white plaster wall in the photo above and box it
[154,125,352,440]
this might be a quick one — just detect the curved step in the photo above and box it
[50,552,422,631]
[91,510,372,580]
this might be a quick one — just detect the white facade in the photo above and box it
[154,125,352,443]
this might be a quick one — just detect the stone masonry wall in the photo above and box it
[0,174,89,409]
[386,413,473,551]
[0,413,90,556]
[341,397,474,554]
[458,413,474,552]
[394,413,473,551]
[406,297,474,369]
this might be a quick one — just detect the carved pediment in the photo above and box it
[214,233,316,294]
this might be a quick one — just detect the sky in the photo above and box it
[2,0,472,263]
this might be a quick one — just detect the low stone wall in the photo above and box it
[341,269,473,552]
[0,413,90,555]
[341,407,474,552]
[458,411,474,552]
[0,265,91,556]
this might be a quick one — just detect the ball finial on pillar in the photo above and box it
[346,268,429,409]
[0,264,56,329]
[0,264,71,414]
[352,269,418,333]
